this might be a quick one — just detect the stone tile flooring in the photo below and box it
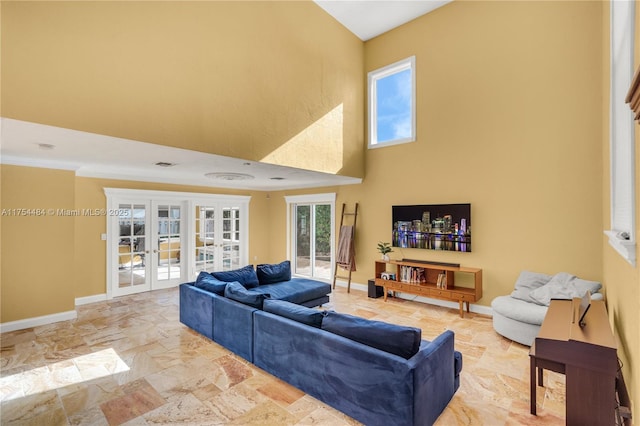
[0,286,566,425]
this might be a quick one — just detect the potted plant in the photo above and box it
[377,241,393,261]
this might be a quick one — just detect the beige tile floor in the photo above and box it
[0,286,566,425]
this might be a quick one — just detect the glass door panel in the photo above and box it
[153,203,182,288]
[117,203,150,293]
[194,204,243,274]
[195,205,216,274]
[294,205,311,275]
[313,204,332,279]
[221,207,241,270]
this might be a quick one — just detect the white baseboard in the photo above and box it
[0,310,77,334]
[333,280,368,293]
[333,280,493,317]
[0,293,108,334]
[75,294,108,306]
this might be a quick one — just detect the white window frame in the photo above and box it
[368,56,416,149]
[284,193,336,281]
[605,0,636,266]
[198,206,215,244]
[222,206,241,243]
[189,197,250,277]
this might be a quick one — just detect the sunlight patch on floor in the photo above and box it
[0,348,129,402]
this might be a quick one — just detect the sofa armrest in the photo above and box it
[213,296,257,362]
[410,330,457,425]
[179,283,216,340]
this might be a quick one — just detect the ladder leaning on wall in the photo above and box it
[333,203,358,293]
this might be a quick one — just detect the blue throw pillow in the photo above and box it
[194,272,227,295]
[212,265,259,289]
[256,260,292,285]
[263,299,323,327]
[321,312,422,359]
[224,281,269,309]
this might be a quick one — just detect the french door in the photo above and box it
[106,189,250,298]
[193,202,245,274]
[111,200,185,297]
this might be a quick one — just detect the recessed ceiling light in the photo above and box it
[154,162,177,167]
[205,172,255,181]
[38,143,55,150]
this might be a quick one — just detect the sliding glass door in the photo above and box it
[286,194,335,281]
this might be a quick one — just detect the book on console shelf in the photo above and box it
[400,266,426,284]
[436,272,447,289]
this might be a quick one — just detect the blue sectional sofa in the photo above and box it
[179,262,331,358]
[179,262,461,426]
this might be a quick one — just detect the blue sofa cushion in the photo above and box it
[321,312,421,359]
[212,265,259,289]
[256,260,291,285]
[194,272,227,295]
[263,299,324,328]
[252,278,330,305]
[224,281,269,309]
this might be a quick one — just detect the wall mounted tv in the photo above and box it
[392,203,471,252]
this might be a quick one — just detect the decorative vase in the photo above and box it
[382,254,390,262]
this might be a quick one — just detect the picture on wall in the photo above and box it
[392,203,471,252]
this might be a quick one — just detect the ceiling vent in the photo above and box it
[205,172,255,181]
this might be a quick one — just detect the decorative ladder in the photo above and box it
[333,203,358,293]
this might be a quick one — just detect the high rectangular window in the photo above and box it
[606,0,636,266]
[368,56,416,148]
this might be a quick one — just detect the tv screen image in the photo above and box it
[392,203,471,252]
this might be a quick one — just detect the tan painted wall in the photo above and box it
[326,1,603,306]
[601,1,640,416]
[0,1,364,178]
[1,165,76,321]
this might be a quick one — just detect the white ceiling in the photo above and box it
[0,119,361,191]
[0,1,451,191]
[314,0,452,41]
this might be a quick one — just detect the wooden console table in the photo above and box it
[374,260,482,318]
[530,298,618,424]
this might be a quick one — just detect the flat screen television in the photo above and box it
[392,203,471,252]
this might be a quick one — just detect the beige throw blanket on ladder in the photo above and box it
[336,225,356,271]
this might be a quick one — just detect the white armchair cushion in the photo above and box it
[510,271,552,303]
[528,272,602,306]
